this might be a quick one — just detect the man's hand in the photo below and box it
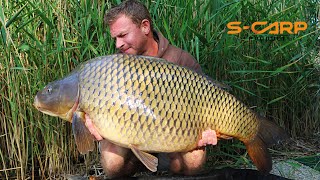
[85,114,103,141]
[198,129,217,147]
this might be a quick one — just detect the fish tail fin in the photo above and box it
[244,116,288,174]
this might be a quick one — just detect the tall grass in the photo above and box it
[0,0,319,179]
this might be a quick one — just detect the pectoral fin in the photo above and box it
[129,144,158,172]
[72,111,95,154]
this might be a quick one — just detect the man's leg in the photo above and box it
[169,147,207,175]
[100,140,142,178]
[168,129,217,175]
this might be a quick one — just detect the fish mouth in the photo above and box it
[34,106,59,117]
[33,96,59,117]
[33,96,41,110]
[33,96,46,111]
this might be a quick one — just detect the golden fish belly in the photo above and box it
[78,54,259,152]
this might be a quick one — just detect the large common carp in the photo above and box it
[34,54,287,174]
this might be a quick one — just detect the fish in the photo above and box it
[34,54,288,174]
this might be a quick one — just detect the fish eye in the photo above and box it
[45,85,52,94]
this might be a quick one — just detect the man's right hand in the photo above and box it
[85,114,103,141]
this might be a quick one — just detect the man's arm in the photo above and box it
[85,114,103,141]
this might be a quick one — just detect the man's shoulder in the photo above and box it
[162,44,192,62]
[163,44,201,72]
[154,30,201,72]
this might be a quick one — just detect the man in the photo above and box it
[85,0,217,178]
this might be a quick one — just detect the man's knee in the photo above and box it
[99,140,134,177]
[168,152,183,173]
[169,148,207,175]
[182,148,207,175]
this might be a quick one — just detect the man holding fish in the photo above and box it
[85,0,218,177]
[34,0,287,179]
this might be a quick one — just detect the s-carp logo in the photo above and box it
[227,21,308,35]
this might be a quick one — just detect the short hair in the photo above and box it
[105,0,153,30]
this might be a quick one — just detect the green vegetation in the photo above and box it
[0,0,319,179]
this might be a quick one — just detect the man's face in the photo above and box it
[109,14,148,55]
